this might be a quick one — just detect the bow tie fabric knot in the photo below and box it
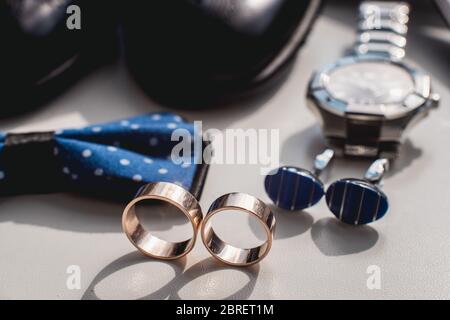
[0,113,207,200]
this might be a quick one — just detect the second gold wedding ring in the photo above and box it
[122,182,203,260]
[201,193,276,267]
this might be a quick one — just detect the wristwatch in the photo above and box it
[307,1,440,158]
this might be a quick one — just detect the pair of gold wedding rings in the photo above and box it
[122,182,276,266]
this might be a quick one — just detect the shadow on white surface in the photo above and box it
[281,124,327,168]
[167,257,259,300]
[0,193,124,233]
[311,217,379,256]
[388,140,423,178]
[249,202,378,256]
[82,253,259,300]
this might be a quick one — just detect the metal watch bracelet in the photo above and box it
[355,1,410,60]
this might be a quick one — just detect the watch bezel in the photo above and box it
[308,55,431,120]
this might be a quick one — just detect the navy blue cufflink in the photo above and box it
[326,159,390,225]
[264,149,334,211]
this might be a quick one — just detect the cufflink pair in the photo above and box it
[265,149,389,225]
[122,182,275,266]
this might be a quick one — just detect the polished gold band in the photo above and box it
[200,193,276,266]
[122,182,203,260]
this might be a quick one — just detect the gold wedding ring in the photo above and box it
[200,193,276,266]
[122,182,203,260]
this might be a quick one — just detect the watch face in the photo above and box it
[325,61,415,105]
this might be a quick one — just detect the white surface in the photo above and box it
[0,2,449,300]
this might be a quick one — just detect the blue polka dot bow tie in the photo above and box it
[0,113,208,200]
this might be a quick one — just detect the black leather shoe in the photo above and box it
[0,0,117,116]
[122,0,322,107]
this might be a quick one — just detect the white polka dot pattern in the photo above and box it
[82,149,92,158]
[120,159,130,166]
